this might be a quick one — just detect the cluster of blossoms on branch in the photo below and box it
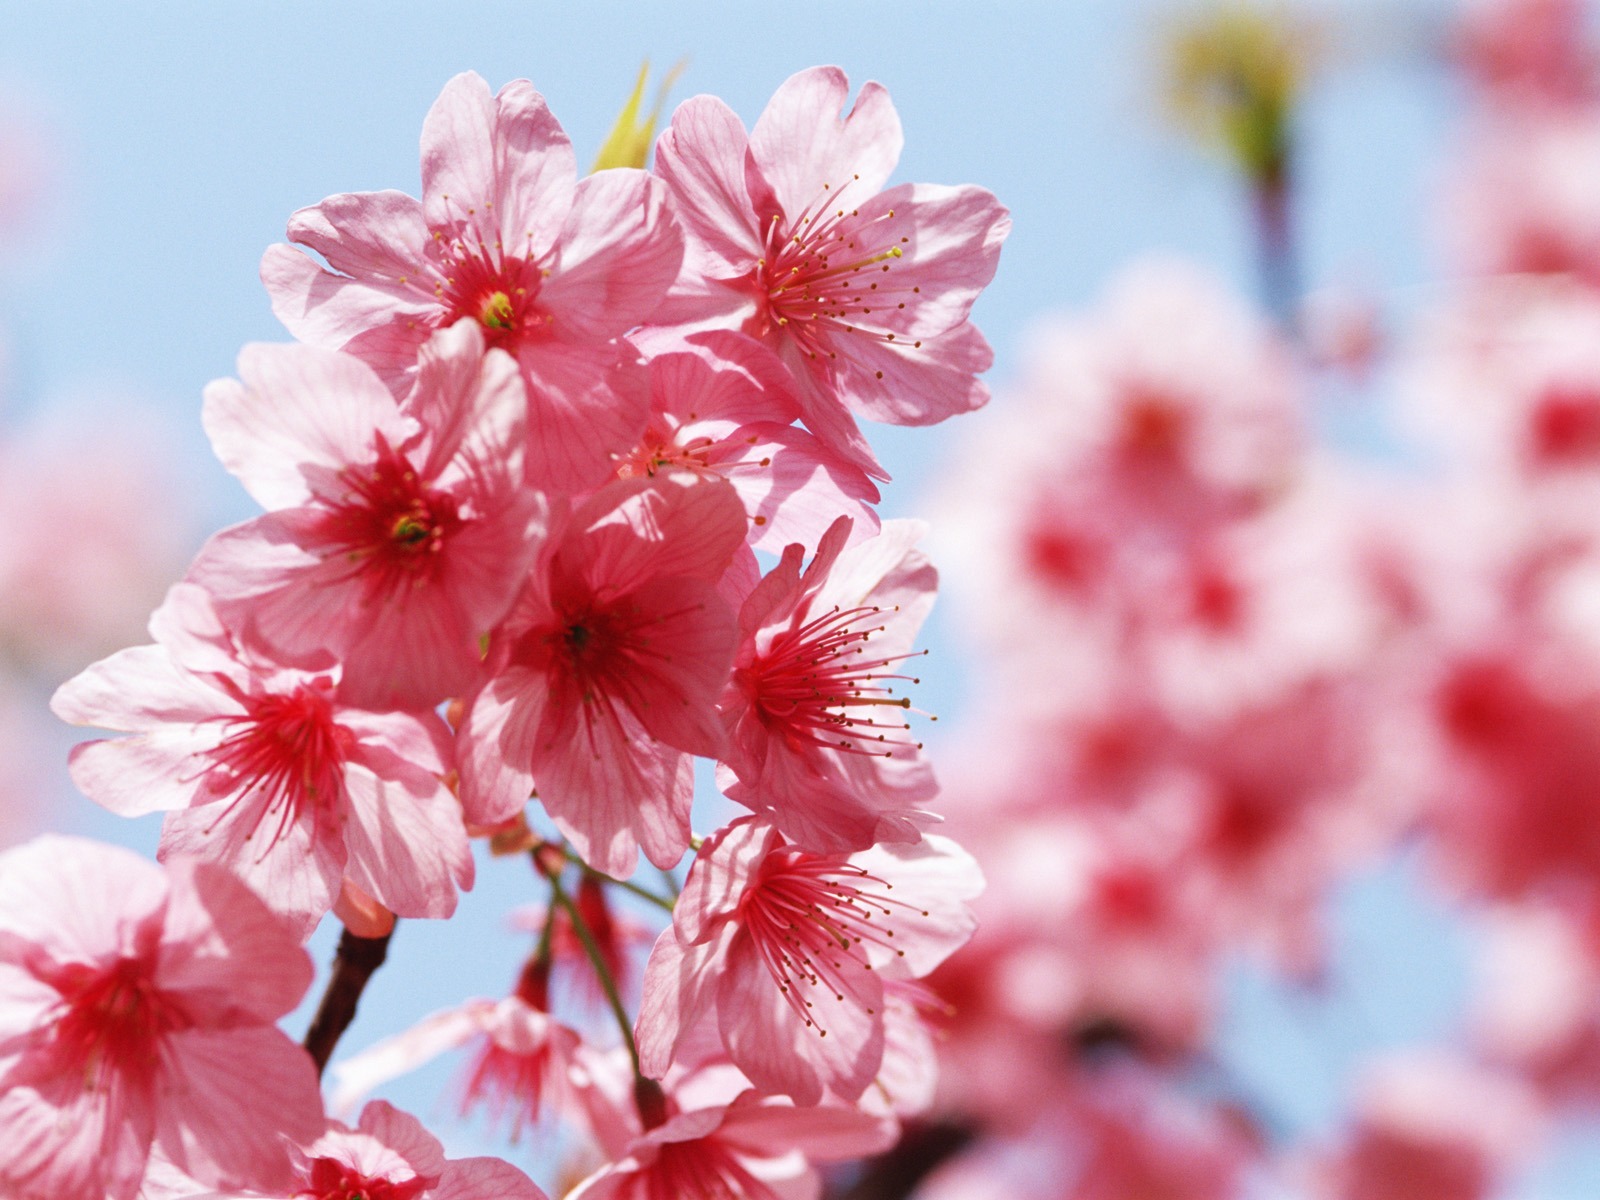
[3,65,1005,1200]
[899,2,1600,1198]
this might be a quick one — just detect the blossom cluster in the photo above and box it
[903,2,1600,1197]
[7,66,1004,1199]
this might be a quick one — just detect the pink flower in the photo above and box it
[916,1064,1259,1200]
[458,473,746,877]
[719,516,938,852]
[262,72,682,493]
[654,66,1010,476]
[52,584,472,939]
[1443,113,1600,283]
[1306,1051,1542,1200]
[181,1100,548,1200]
[187,323,541,712]
[331,996,580,1143]
[0,401,196,683]
[1457,0,1596,107]
[568,1085,896,1200]
[636,816,981,1106]
[618,329,881,553]
[0,836,323,1200]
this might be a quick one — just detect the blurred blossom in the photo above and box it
[914,1061,1261,1200]
[1302,1050,1543,1200]
[0,401,196,683]
[1455,0,1597,108]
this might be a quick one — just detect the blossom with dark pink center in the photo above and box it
[458,473,746,877]
[636,816,981,1106]
[262,71,682,492]
[168,1100,547,1200]
[567,1082,896,1200]
[331,996,579,1144]
[654,66,1010,476]
[186,322,541,712]
[0,836,323,1200]
[719,516,937,852]
[619,330,880,552]
[52,584,471,939]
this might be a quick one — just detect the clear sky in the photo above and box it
[13,1,1590,1194]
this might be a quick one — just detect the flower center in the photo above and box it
[52,956,178,1088]
[743,603,925,758]
[478,289,517,330]
[740,850,928,1037]
[615,422,721,480]
[754,176,922,366]
[299,1159,428,1200]
[329,437,461,592]
[422,200,548,349]
[206,679,353,850]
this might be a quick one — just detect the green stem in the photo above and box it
[537,853,642,1076]
[552,845,676,913]
[659,865,681,900]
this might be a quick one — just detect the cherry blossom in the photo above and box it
[1305,1051,1543,1200]
[157,1100,548,1200]
[568,1082,897,1200]
[654,66,1010,476]
[0,836,323,1200]
[458,473,746,877]
[618,329,881,553]
[52,584,471,939]
[187,322,541,712]
[719,516,938,852]
[637,816,981,1106]
[262,71,683,492]
[331,956,579,1141]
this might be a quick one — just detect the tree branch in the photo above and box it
[303,925,395,1077]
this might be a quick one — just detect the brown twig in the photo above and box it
[302,925,395,1077]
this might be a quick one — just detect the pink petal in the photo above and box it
[152,1026,323,1193]
[717,1091,899,1162]
[0,1056,151,1200]
[518,340,650,493]
[261,242,435,354]
[654,95,763,276]
[568,473,747,591]
[0,835,167,962]
[159,799,340,943]
[204,343,411,511]
[154,858,313,1022]
[535,705,692,877]
[832,317,994,426]
[717,932,883,1106]
[851,834,983,977]
[748,68,903,221]
[422,74,575,259]
[431,1156,549,1200]
[635,931,720,1079]
[355,1099,448,1179]
[65,731,215,819]
[673,818,783,945]
[853,183,1009,337]
[457,668,544,827]
[339,762,472,921]
[285,189,431,286]
[542,170,683,342]
[486,79,579,256]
